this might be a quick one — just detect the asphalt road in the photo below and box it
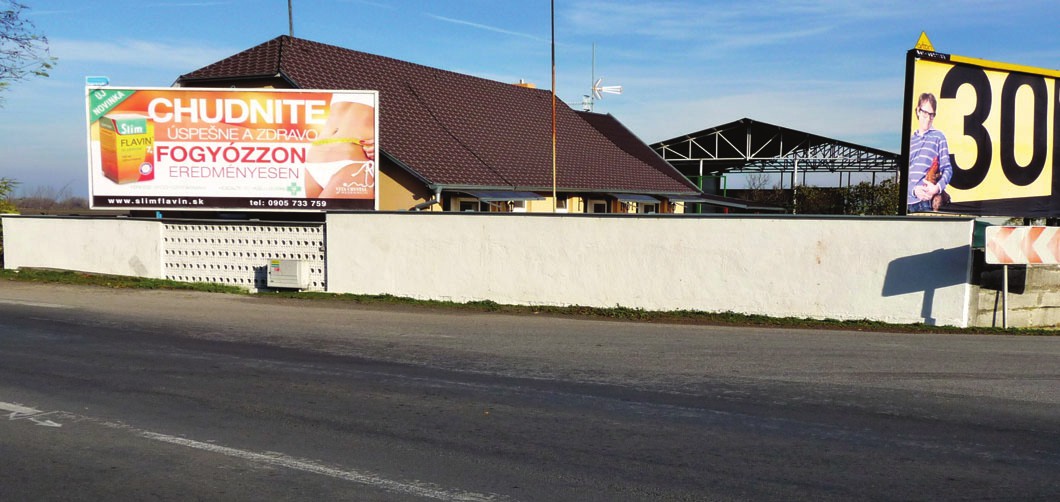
[1,281,1058,501]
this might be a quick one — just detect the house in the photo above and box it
[174,35,703,213]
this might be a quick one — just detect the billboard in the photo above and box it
[902,47,1059,216]
[86,87,379,211]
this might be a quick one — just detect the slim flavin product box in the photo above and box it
[99,113,155,184]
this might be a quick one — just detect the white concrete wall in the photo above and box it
[328,213,976,326]
[2,216,163,278]
[2,213,977,327]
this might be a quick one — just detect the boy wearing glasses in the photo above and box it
[907,92,953,213]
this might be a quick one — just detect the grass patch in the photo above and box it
[0,267,1052,335]
[0,268,246,293]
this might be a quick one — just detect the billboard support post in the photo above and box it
[1003,265,1009,329]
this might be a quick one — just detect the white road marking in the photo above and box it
[0,402,41,415]
[0,299,72,309]
[134,431,501,501]
[0,401,63,427]
[0,400,502,501]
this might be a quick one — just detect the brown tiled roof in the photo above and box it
[177,36,698,195]
[575,111,695,190]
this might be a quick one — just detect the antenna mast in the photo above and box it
[590,43,595,111]
[583,43,622,112]
[288,0,294,37]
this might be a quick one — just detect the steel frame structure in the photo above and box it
[651,118,899,186]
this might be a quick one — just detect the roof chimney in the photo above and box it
[514,79,536,89]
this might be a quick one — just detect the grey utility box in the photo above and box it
[266,259,310,289]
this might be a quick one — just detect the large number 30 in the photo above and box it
[940,66,1056,189]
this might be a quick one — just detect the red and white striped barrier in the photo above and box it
[985,226,1060,265]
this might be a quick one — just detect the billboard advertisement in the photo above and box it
[902,48,1059,216]
[86,87,378,211]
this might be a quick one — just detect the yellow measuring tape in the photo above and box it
[311,137,365,146]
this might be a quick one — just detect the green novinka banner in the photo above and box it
[87,88,135,123]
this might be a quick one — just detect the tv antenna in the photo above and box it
[582,43,622,112]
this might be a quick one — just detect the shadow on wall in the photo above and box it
[253,265,268,290]
[882,246,971,325]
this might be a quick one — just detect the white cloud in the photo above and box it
[563,1,843,44]
[614,76,905,151]
[336,0,394,9]
[49,38,238,71]
[25,9,87,17]
[425,13,549,43]
[562,0,1038,49]
[141,2,233,7]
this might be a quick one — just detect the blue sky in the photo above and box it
[0,0,1057,197]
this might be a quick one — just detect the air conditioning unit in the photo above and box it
[267,259,310,289]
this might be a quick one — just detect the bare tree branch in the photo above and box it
[0,1,56,96]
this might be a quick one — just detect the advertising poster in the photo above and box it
[902,48,1059,216]
[86,87,379,211]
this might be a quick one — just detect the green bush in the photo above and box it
[843,178,900,215]
[743,178,900,215]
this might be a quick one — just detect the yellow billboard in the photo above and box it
[903,46,1059,216]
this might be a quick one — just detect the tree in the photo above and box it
[744,172,773,203]
[0,177,15,212]
[0,177,17,266]
[1,1,55,96]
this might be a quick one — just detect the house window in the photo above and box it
[511,200,527,212]
[555,198,568,213]
[638,203,659,214]
[451,198,485,212]
[588,200,608,213]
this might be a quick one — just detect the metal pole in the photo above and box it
[590,42,595,113]
[1003,265,1009,329]
[722,174,729,214]
[698,159,704,214]
[288,0,293,37]
[551,0,557,212]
